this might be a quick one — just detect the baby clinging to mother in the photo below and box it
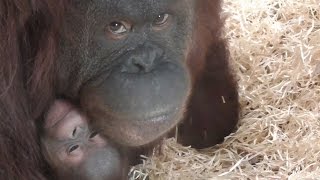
[41,100,128,180]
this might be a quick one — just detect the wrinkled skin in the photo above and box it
[55,0,195,147]
[41,100,128,180]
[0,0,239,179]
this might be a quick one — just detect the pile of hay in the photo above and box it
[131,0,320,179]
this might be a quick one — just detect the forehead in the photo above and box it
[45,110,88,139]
[74,0,192,18]
[95,0,174,9]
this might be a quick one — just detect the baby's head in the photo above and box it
[41,100,127,180]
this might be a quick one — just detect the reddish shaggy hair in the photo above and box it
[0,0,64,179]
[180,1,239,148]
[0,0,238,179]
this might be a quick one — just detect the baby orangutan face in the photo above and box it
[41,100,127,180]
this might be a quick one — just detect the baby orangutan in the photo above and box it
[41,100,128,180]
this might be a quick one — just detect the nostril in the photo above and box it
[132,58,154,73]
[121,57,152,74]
[121,45,162,74]
[133,62,147,72]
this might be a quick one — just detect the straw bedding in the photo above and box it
[131,0,320,179]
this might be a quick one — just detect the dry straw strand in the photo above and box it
[131,0,320,179]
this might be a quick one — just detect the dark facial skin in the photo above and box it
[41,100,127,180]
[55,0,196,147]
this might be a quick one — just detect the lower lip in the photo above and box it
[141,108,178,122]
[138,110,180,127]
[148,113,171,123]
[118,113,179,146]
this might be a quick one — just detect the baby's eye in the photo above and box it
[72,128,77,137]
[89,131,99,139]
[68,144,80,154]
[88,131,106,146]
[71,126,85,138]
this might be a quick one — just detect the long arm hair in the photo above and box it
[0,1,65,179]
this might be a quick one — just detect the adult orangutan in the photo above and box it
[0,0,239,179]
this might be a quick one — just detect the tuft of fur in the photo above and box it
[178,0,239,149]
[0,0,66,179]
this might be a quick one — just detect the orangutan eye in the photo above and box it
[108,21,128,35]
[89,131,99,138]
[153,13,170,26]
[68,145,79,153]
[106,21,132,39]
[72,128,77,137]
